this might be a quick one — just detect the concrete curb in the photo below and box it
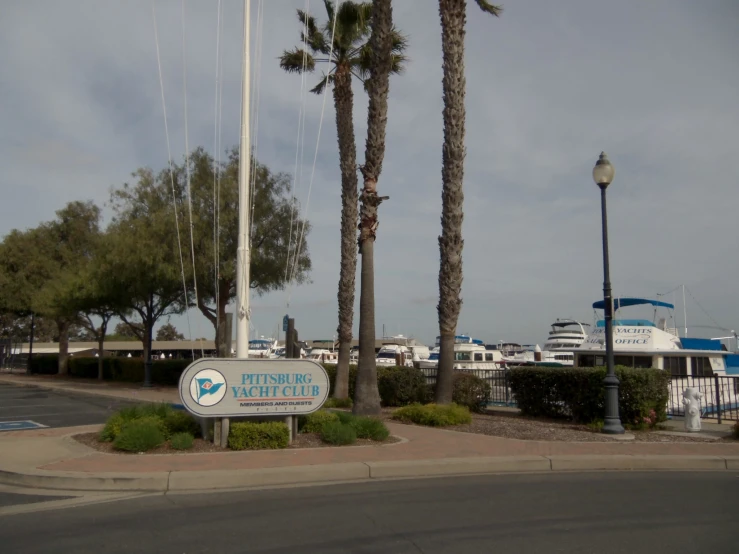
[1,455,738,493]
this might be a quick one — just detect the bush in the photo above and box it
[377,366,430,406]
[29,354,59,375]
[324,397,353,409]
[170,432,195,450]
[392,403,472,427]
[66,357,190,385]
[300,410,339,434]
[322,364,429,407]
[334,411,390,441]
[99,403,184,441]
[228,422,289,450]
[113,417,166,452]
[164,410,201,438]
[320,421,357,445]
[452,373,492,413]
[508,366,670,426]
[732,422,739,440]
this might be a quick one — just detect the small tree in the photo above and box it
[156,322,184,341]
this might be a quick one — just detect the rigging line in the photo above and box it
[685,285,725,330]
[288,0,341,297]
[284,0,311,296]
[152,1,193,360]
[181,0,204,358]
[212,0,223,344]
[248,0,265,240]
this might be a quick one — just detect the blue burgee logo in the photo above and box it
[189,369,227,407]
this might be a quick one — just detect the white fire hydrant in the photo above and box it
[682,387,703,432]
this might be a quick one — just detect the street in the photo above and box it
[0,382,134,430]
[1,472,736,553]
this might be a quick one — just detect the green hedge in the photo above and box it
[508,366,669,427]
[29,354,59,375]
[323,364,429,407]
[228,421,289,450]
[452,373,492,413]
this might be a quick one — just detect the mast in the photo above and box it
[236,0,251,358]
[682,284,688,337]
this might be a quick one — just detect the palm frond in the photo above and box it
[323,0,335,23]
[310,73,335,95]
[390,27,408,55]
[298,9,331,55]
[474,0,503,17]
[354,27,407,77]
[335,1,372,44]
[279,48,316,74]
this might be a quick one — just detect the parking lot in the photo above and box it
[0,382,134,431]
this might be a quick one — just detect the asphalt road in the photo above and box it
[1,472,737,553]
[0,382,134,430]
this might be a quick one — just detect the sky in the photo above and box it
[1,0,738,348]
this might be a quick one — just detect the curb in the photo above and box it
[1,455,738,493]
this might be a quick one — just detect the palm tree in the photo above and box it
[435,0,502,404]
[280,1,406,400]
[353,0,396,416]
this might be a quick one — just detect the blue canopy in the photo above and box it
[592,297,675,310]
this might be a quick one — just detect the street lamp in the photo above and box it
[593,152,625,434]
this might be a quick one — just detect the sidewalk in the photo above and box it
[1,374,738,493]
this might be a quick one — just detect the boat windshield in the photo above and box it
[428,352,439,361]
[377,352,397,359]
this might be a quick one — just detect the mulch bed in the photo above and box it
[72,431,400,454]
[379,408,732,443]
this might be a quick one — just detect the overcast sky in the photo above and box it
[1,1,738,347]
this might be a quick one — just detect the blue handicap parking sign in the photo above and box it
[0,420,47,432]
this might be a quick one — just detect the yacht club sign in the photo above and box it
[178,358,330,417]
[581,326,655,349]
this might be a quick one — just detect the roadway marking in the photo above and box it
[0,420,48,432]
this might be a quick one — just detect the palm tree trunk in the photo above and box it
[354,0,394,416]
[333,66,359,400]
[435,0,467,404]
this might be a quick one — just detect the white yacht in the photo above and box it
[418,335,504,370]
[502,320,588,367]
[247,337,277,358]
[574,297,737,417]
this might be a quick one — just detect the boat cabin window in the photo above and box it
[485,353,494,361]
[578,355,595,367]
[664,356,688,377]
[474,353,483,361]
[692,357,714,377]
[455,352,471,361]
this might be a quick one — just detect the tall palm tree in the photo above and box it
[353,0,396,416]
[435,0,502,404]
[280,1,406,400]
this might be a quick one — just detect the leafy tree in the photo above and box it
[434,0,502,403]
[280,1,406,400]
[110,322,140,340]
[182,147,311,356]
[353,0,395,416]
[156,322,184,341]
[99,168,190,385]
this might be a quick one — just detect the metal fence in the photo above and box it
[419,367,517,407]
[668,374,739,423]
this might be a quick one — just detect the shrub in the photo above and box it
[66,357,190,385]
[392,403,472,427]
[732,422,739,440]
[228,422,289,450]
[29,354,59,375]
[324,397,353,409]
[452,373,492,413]
[300,410,339,433]
[320,422,357,445]
[508,366,670,426]
[170,432,195,450]
[334,411,390,441]
[377,366,430,406]
[322,364,429,407]
[113,417,166,452]
[164,410,201,438]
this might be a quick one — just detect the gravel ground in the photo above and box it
[73,431,400,454]
[380,408,733,443]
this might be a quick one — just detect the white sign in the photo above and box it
[178,358,330,417]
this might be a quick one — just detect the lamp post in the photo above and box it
[593,152,625,435]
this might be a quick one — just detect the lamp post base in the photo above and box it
[602,373,625,434]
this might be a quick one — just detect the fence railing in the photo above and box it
[418,367,517,406]
[668,374,739,423]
